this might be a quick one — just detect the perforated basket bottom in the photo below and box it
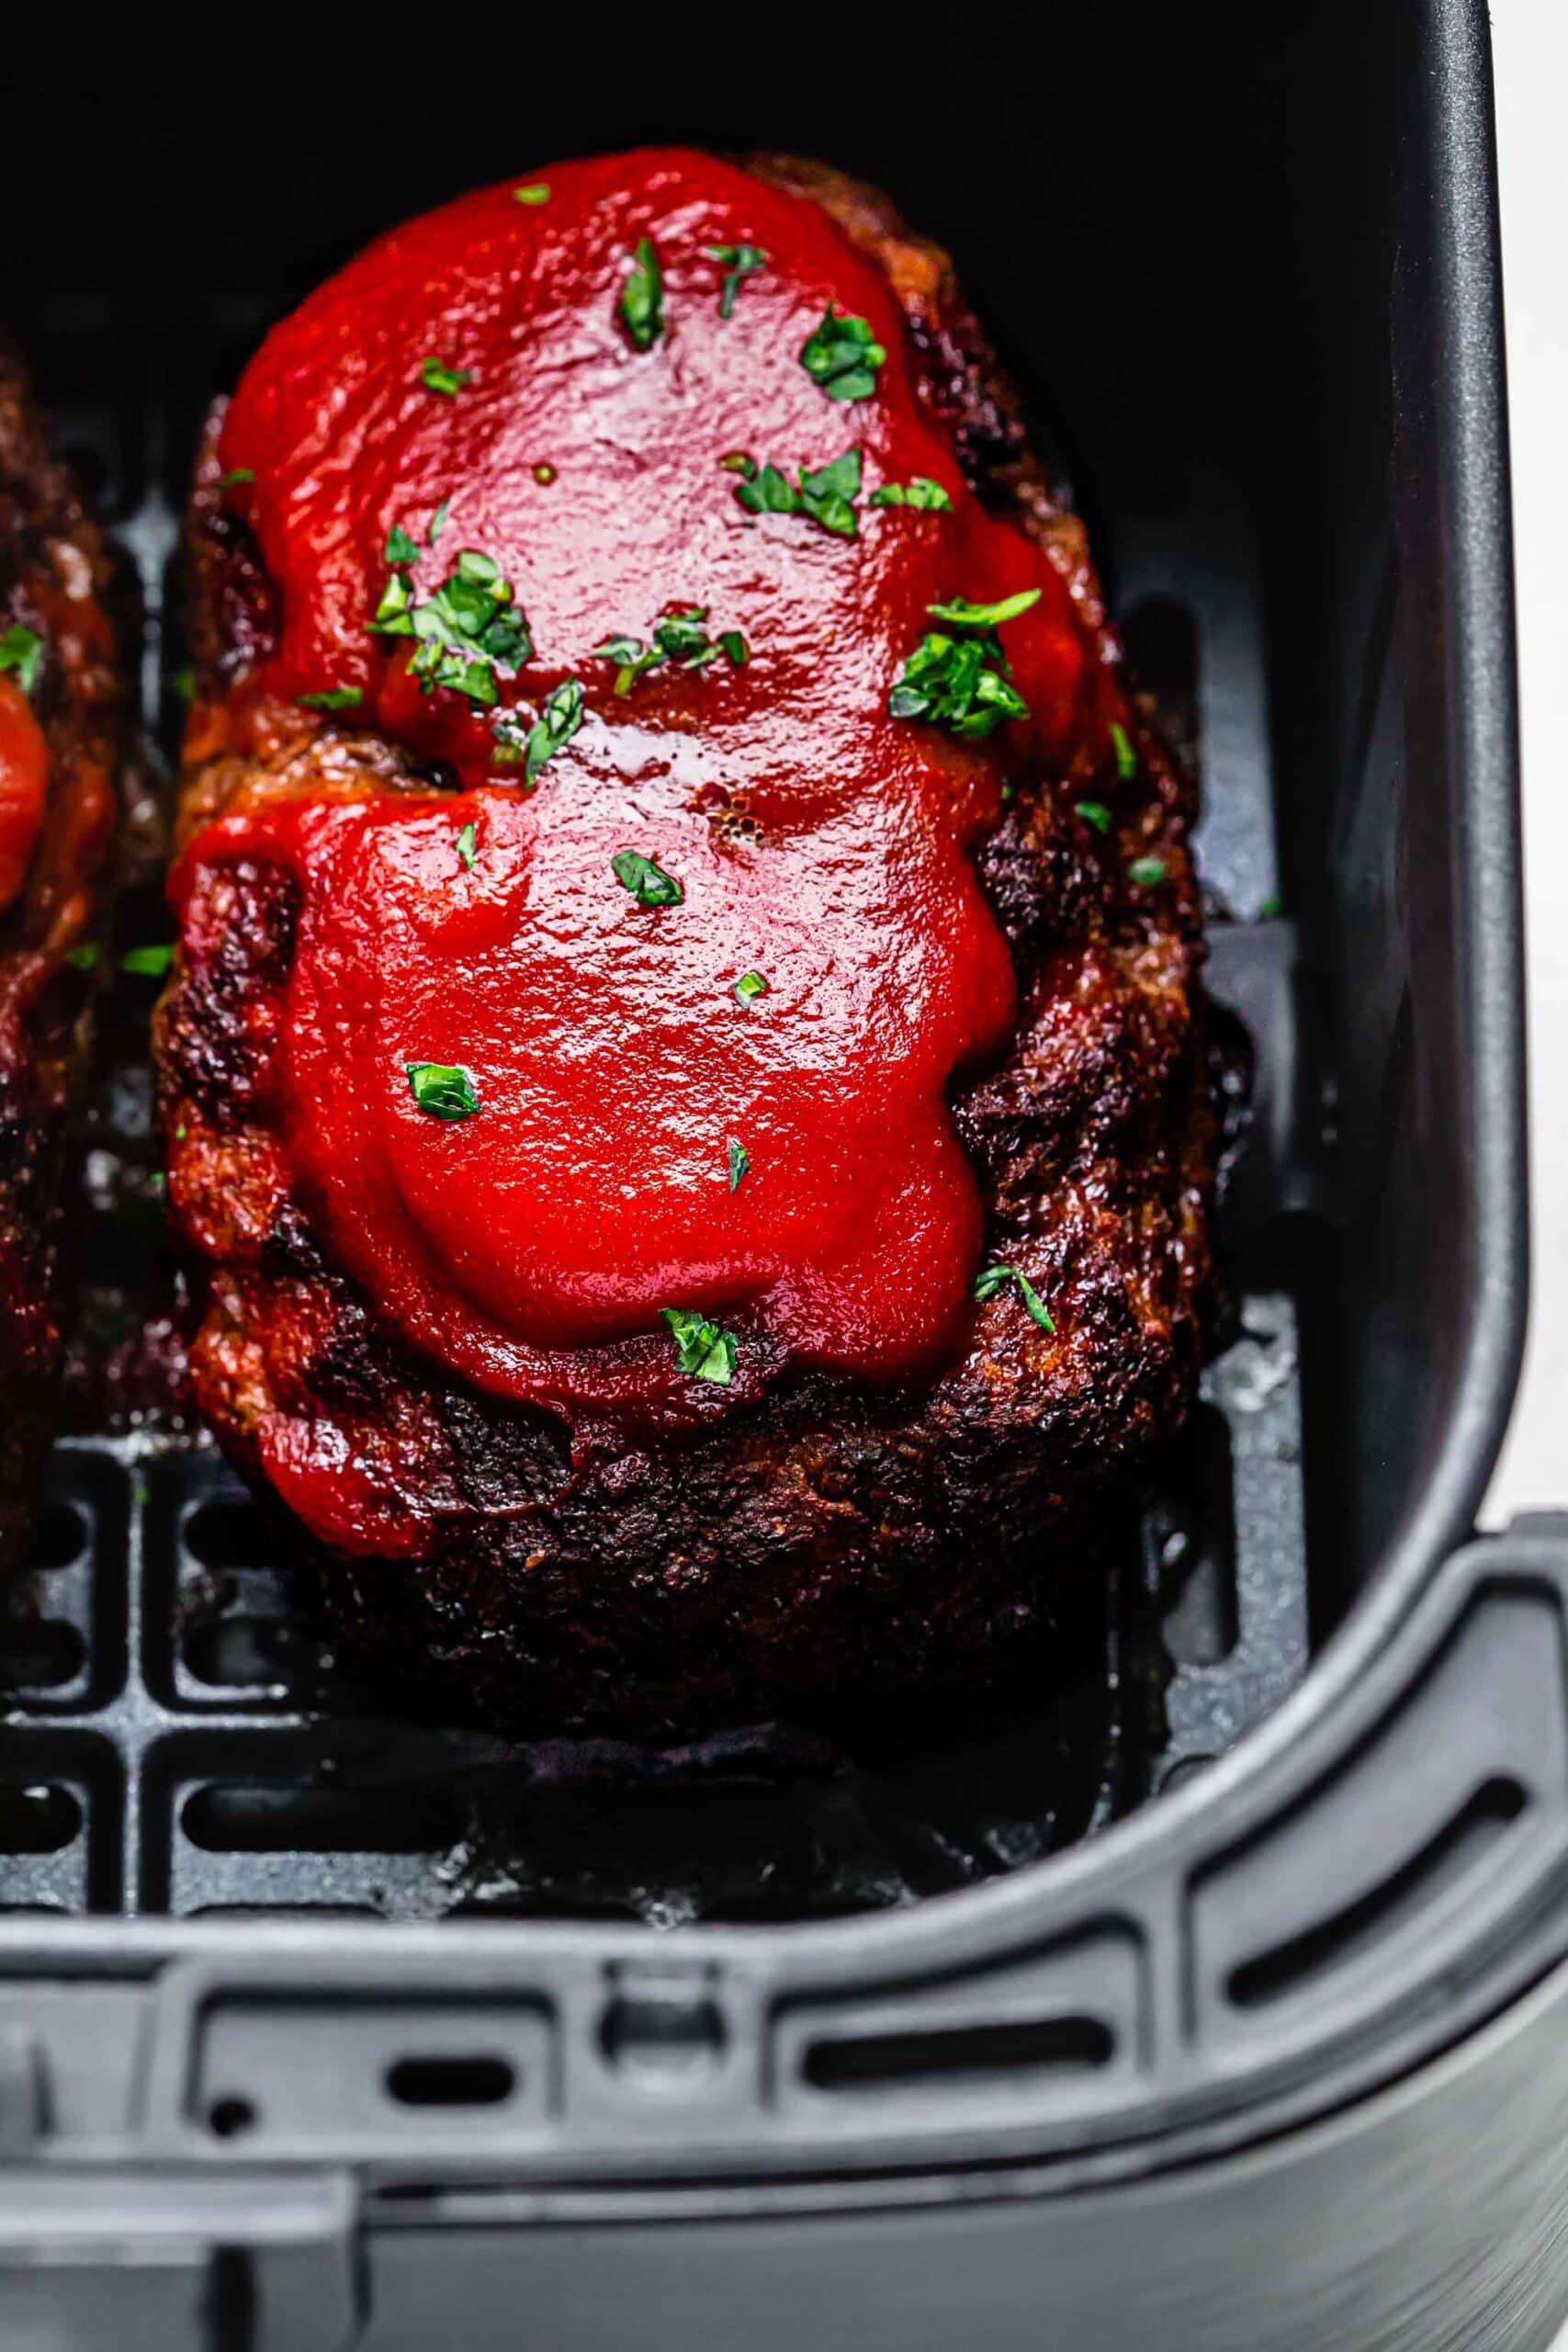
[0,1286,1304,1926]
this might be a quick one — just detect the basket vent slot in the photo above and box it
[0,1621,87,1690]
[384,2054,516,2108]
[181,1782,466,1855]
[803,2013,1113,2093]
[22,1503,89,1572]
[0,1785,82,1854]
[1227,1774,1528,2008]
[182,1498,282,1572]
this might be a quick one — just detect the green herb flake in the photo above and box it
[727,1136,750,1191]
[406,1061,479,1119]
[0,623,42,696]
[150,1170,166,1198]
[370,543,532,709]
[122,944,175,978]
[1257,892,1283,920]
[799,305,886,401]
[427,499,452,546]
[593,609,747,694]
[65,942,101,971]
[219,467,255,489]
[420,356,474,396]
[619,236,664,351]
[927,588,1042,628]
[973,1263,1056,1333]
[888,628,1030,741]
[456,821,478,871]
[733,447,863,538]
[520,678,585,786]
[1129,855,1168,888]
[871,477,952,511]
[1074,799,1112,834]
[533,462,557,485]
[704,242,768,318]
[513,182,550,205]
[296,686,363,711]
[612,850,682,909]
[1110,719,1136,781]
[733,969,768,1004]
[718,449,754,473]
[661,1306,738,1385]
[385,523,421,566]
[174,666,197,707]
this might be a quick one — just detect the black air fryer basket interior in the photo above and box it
[0,0,1545,2211]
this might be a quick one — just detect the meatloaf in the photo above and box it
[158,152,1213,1735]
[0,355,118,1568]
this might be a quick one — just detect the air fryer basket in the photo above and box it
[0,5,1555,2347]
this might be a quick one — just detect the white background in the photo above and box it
[1483,1,1568,1529]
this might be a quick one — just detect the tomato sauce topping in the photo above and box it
[0,673,49,915]
[186,148,1091,1429]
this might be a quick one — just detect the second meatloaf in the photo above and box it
[158,152,1213,1734]
[0,356,118,1569]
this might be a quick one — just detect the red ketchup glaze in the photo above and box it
[0,674,48,915]
[187,148,1091,1433]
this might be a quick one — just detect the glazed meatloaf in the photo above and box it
[0,356,118,1567]
[158,152,1213,1734]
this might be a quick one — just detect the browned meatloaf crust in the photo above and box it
[0,355,119,1568]
[158,159,1215,1736]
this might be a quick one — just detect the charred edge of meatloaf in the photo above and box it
[159,163,1216,1735]
[0,350,120,1569]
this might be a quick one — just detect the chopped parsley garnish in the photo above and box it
[799,306,886,401]
[888,629,1029,740]
[1111,720,1136,781]
[386,523,421,566]
[406,1061,479,1119]
[370,543,532,709]
[1075,799,1111,833]
[64,942,100,972]
[533,462,557,485]
[927,588,1042,628]
[121,944,175,978]
[733,969,768,1004]
[428,499,451,546]
[731,447,862,538]
[456,821,478,871]
[495,677,584,786]
[513,182,550,205]
[888,587,1042,740]
[661,1306,738,1385]
[174,667,197,707]
[974,1263,1055,1332]
[619,236,664,350]
[871,477,952,511]
[705,243,768,318]
[1129,855,1168,888]
[727,1136,750,1190]
[296,686,363,711]
[612,850,682,908]
[219,467,255,489]
[593,608,749,695]
[419,356,474,396]
[0,623,42,695]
